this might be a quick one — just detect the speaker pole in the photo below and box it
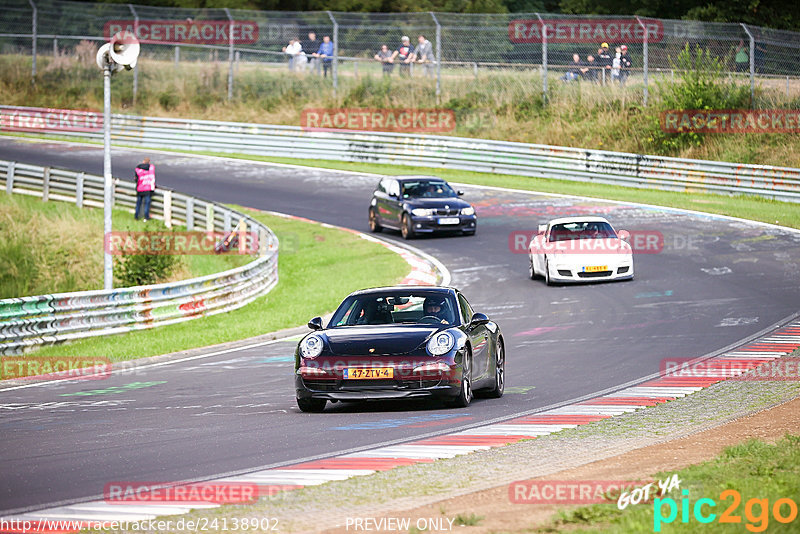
[103,61,113,290]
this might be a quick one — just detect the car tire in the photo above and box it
[529,257,537,280]
[401,213,414,240]
[368,208,382,233]
[447,351,472,408]
[485,340,505,398]
[545,258,553,286]
[297,397,326,413]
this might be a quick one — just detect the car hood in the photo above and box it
[544,238,631,256]
[404,198,471,210]
[323,325,441,356]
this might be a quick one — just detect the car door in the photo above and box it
[531,224,548,275]
[386,179,404,227]
[372,178,392,226]
[458,293,490,381]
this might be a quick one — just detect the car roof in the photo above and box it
[347,286,457,297]
[391,175,448,183]
[547,216,612,226]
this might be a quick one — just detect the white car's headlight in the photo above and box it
[411,208,436,216]
[427,331,455,356]
[461,207,475,216]
[300,334,324,359]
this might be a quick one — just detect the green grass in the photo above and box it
[454,512,484,526]
[540,434,800,533]
[30,207,409,361]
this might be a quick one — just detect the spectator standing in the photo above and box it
[313,35,334,77]
[374,44,395,76]
[302,31,319,73]
[611,47,621,83]
[597,42,612,84]
[734,40,749,72]
[391,36,414,77]
[414,35,435,78]
[619,45,632,85]
[282,38,303,72]
[134,157,155,222]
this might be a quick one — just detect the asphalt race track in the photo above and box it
[2,138,800,514]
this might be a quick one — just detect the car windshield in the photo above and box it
[329,293,459,327]
[548,221,617,242]
[402,180,457,199]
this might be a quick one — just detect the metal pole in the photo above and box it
[128,4,139,104]
[636,16,648,106]
[102,64,113,290]
[741,23,755,107]
[535,13,547,103]
[174,45,179,66]
[28,0,37,80]
[430,12,442,99]
[53,37,57,56]
[225,8,234,101]
[327,11,338,96]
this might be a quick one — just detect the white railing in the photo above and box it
[0,159,279,355]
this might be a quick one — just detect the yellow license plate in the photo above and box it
[584,265,608,272]
[343,367,393,379]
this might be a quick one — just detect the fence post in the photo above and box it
[174,45,179,66]
[205,203,214,232]
[186,196,194,230]
[430,12,442,99]
[53,37,57,56]
[76,172,84,208]
[28,0,37,80]
[636,16,648,106]
[6,162,15,194]
[327,11,338,97]
[128,4,139,104]
[223,210,232,232]
[163,190,172,228]
[42,166,50,201]
[535,13,547,103]
[225,8,234,101]
[741,23,755,107]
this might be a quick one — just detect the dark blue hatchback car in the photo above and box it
[368,176,477,239]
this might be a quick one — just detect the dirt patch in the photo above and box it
[321,395,800,534]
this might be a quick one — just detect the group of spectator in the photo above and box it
[563,42,632,85]
[282,33,435,78]
[282,32,334,76]
[374,35,435,77]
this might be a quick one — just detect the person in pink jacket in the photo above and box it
[134,157,155,221]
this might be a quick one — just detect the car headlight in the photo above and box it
[411,208,436,216]
[300,334,324,359]
[461,206,475,216]
[427,331,455,356]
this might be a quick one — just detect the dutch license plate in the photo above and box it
[583,265,608,272]
[343,367,393,379]
[438,217,460,225]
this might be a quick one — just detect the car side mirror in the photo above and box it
[537,224,547,234]
[618,230,630,241]
[308,317,323,330]
[469,312,489,326]
[457,190,464,196]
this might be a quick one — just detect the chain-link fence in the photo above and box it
[2,0,800,108]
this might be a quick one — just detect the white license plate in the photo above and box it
[438,217,460,225]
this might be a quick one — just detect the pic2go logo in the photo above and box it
[654,489,798,532]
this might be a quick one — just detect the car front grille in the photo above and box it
[557,269,572,276]
[434,208,460,216]
[617,266,630,274]
[577,270,613,278]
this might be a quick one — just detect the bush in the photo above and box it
[116,251,178,287]
[158,90,180,110]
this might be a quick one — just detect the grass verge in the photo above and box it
[544,434,800,533]
[30,207,408,361]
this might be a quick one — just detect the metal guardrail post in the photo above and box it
[28,0,37,80]
[186,196,194,230]
[430,12,442,99]
[327,11,338,96]
[223,210,232,232]
[206,203,214,232]
[535,13,547,104]
[42,166,50,201]
[6,162,14,194]
[128,4,139,104]
[76,172,84,207]
[225,8,234,101]
[636,16,649,106]
[163,190,173,228]
[741,23,755,107]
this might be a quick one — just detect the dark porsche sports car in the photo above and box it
[368,176,477,239]
[294,286,504,413]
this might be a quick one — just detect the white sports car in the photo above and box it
[528,216,634,284]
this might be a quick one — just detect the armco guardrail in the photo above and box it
[2,105,799,203]
[0,159,278,355]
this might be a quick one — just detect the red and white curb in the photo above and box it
[4,321,799,532]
